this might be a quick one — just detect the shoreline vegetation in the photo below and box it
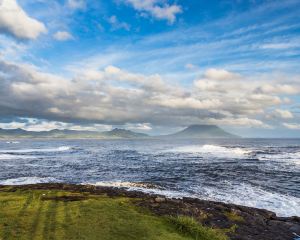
[0,184,299,240]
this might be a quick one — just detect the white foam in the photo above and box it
[196,182,300,217]
[91,181,152,188]
[0,154,35,160]
[6,141,20,144]
[0,146,71,154]
[169,144,251,158]
[258,152,300,166]
[89,180,300,217]
[88,181,166,191]
[0,154,16,160]
[0,177,58,185]
[88,181,190,198]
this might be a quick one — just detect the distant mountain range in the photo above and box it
[0,128,148,139]
[0,125,238,139]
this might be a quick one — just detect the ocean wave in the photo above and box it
[168,144,251,157]
[88,181,162,189]
[89,180,300,217]
[195,182,300,217]
[0,146,71,154]
[0,177,59,185]
[87,181,190,198]
[6,141,20,144]
[0,154,36,160]
[258,152,300,165]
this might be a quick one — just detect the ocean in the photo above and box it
[0,138,299,217]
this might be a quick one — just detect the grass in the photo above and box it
[0,188,228,240]
[168,216,229,240]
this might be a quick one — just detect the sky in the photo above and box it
[0,0,300,137]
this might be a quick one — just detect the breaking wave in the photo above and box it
[0,154,35,160]
[169,144,251,157]
[89,180,299,217]
[88,181,190,198]
[0,146,71,154]
[258,151,300,166]
[196,182,300,217]
[0,177,59,185]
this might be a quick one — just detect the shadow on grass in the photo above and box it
[63,201,72,239]
[18,191,34,217]
[1,191,34,239]
[28,198,45,240]
[43,198,58,240]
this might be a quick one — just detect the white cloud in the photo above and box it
[204,68,240,81]
[153,97,222,110]
[125,123,152,131]
[0,118,112,132]
[0,60,294,129]
[67,0,86,10]
[273,109,294,119]
[283,123,300,130]
[205,117,271,128]
[261,43,300,50]
[108,15,130,31]
[194,68,241,92]
[255,84,299,95]
[194,80,218,91]
[53,31,74,41]
[124,0,182,24]
[0,0,47,39]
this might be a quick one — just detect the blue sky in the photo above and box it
[0,0,300,137]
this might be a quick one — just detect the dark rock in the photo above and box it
[154,197,166,203]
[290,224,300,234]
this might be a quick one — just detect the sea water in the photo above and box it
[0,138,299,217]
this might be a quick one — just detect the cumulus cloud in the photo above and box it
[0,0,47,39]
[153,97,222,110]
[124,0,182,24]
[0,118,112,132]
[205,117,271,128]
[273,109,294,119]
[0,60,296,129]
[53,31,74,41]
[204,68,240,81]
[194,68,241,92]
[255,84,300,95]
[283,123,300,130]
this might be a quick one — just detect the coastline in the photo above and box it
[0,183,299,240]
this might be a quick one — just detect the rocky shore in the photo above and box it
[1,183,299,240]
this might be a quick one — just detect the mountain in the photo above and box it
[0,128,148,139]
[101,128,148,138]
[165,125,238,138]
[0,125,238,139]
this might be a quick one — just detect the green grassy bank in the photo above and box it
[0,187,227,240]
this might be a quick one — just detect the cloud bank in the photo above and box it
[0,59,298,130]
